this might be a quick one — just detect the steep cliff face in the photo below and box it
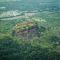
[12,21,39,40]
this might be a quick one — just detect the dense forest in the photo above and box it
[0,0,60,60]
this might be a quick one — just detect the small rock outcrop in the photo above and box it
[12,21,40,40]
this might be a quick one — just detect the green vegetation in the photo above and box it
[0,11,60,60]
